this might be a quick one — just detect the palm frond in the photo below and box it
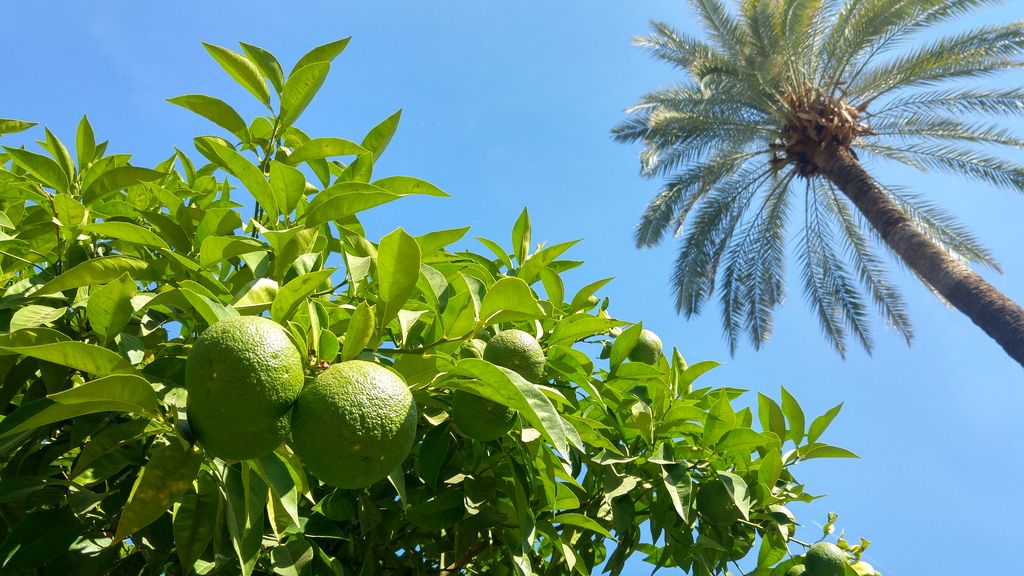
[633,22,723,73]
[884,186,1002,271]
[634,149,765,247]
[820,181,913,342]
[672,164,778,316]
[870,88,1024,118]
[718,169,795,353]
[858,142,1024,191]
[850,22,1024,103]
[867,116,1024,147]
[825,0,1003,90]
[800,180,873,356]
[687,0,748,57]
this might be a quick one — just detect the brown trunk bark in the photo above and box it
[819,148,1024,369]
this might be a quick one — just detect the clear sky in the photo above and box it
[3,2,1023,574]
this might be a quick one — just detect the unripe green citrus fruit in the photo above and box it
[696,479,742,526]
[805,542,847,576]
[628,329,663,364]
[290,360,417,489]
[452,390,516,441]
[483,329,545,383]
[186,316,305,432]
[189,410,290,461]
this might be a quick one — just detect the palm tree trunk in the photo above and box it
[819,148,1024,368]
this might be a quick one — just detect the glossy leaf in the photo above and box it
[173,471,221,575]
[81,221,169,248]
[280,63,330,128]
[479,276,545,324]
[3,146,69,192]
[0,374,156,439]
[9,305,67,332]
[114,440,202,542]
[0,341,135,377]
[360,109,401,161]
[447,358,571,457]
[271,268,336,323]
[376,229,420,330]
[371,175,448,197]
[86,272,138,342]
[292,37,351,73]
[168,94,249,139]
[343,302,375,361]
[286,137,366,165]
[203,43,271,107]
[241,42,285,93]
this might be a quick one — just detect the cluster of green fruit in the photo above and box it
[785,543,880,576]
[185,316,416,488]
[186,317,665,488]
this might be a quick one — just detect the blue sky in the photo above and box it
[4,1,1023,574]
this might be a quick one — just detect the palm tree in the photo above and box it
[614,0,1024,366]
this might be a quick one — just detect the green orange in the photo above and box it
[483,329,545,383]
[290,360,417,489]
[186,316,304,432]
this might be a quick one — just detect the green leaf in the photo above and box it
[757,448,783,495]
[86,273,137,342]
[448,358,571,457]
[76,115,96,167]
[3,146,69,192]
[551,513,614,539]
[270,160,307,215]
[415,227,470,255]
[780,386,806,446]
[81,166,166,204]
[342,302,375,361]
[0,118,36,135]
[202,43,271,107]
[173,471,220,575]
[232,277,279,312]
[199,235,266,268]
[0,341,135,376]
[168,94,249,139]
[280,63,330,128]
[517,240,579,284]
[479,276,545,324]
[371,176,448,197]
[44,128,75,182]
[292,37,351,73]
[758,393,787,440]
[376,229,421,330]
[286,137,366,165]
[476,237,515,271]
[661,464,692,523]
[9,305,67,332]
[114,440,203,542]
[301,191,401,226]
[808,403,843,444]
[610,323,643,369]
[799,443,858,460]
[271,268,336,323]
[182,288,239,324]
[568,277,613,312]
[0,509,80,572]
[0,374,156,439]
[512,207,531,263]
[81,221,170,249]
[224,464,268,576]
[240,42,285,94]
[549,314,628,345]
[716,427,770,453]
[195,137,278,219]
[360,109,401,161]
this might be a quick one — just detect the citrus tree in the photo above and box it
[0,39,873,575]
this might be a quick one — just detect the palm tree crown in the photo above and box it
[615,0,1024,358]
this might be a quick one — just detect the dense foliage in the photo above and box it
[0,39,870,575]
